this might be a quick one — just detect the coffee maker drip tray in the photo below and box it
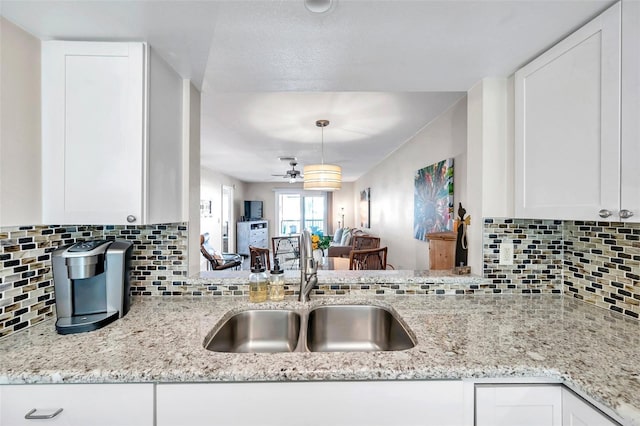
[55,311,120,335]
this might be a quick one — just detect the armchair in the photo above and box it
[200,235,242,271]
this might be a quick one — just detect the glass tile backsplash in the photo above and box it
[2,218,639,338]
[0,223,187,338]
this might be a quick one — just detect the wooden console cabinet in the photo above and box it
[427,232,456,270]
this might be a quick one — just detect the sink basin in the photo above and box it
[204,305,415,353]
[204,310,301,353]
[305,305,415,352]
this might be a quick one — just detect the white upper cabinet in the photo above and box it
[42,41,183,225]
[620,0,640,222]
[515,2,626,221]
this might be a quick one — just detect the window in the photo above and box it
[275,190,328,236]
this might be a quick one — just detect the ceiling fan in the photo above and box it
[272,160,304,183]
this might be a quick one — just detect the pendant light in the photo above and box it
[303,119,342,191]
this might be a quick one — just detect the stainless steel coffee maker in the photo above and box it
[52,239,133,335]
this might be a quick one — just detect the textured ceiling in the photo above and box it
[1,0,614,182]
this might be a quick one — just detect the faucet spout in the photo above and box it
[299,229,318,302]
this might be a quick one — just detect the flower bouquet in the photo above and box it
[311,233,331,256]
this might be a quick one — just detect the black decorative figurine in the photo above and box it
[455,202,470,267]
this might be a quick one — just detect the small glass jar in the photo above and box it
[248,260,268,303]
[269,259,285,301]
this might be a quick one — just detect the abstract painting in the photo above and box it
[413,158,454,241]
[359,188,370,229]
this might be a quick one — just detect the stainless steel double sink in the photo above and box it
[204,304,415,353]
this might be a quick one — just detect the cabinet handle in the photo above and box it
[598,209,612,218]
[126,215,137,223]
[25,408,63,419]
[620,209,634,219]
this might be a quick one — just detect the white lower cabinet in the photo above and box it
[476,384,563,426]
[156,381,465,426]
[0,384,154,426]
[476,384,620,426]
[562,388,619,426]
[0,381,622,426]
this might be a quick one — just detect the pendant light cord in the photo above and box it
[316,119,330,166]
[321,125,325,165]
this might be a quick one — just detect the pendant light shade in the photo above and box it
[303,163,342,190]
[303,119,342,191]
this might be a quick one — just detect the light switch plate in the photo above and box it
[499,242,514,265]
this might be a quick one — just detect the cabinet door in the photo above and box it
[157,381,464,426]
[476,384,562,426]
[562,388,619,426]
[515,3,621,221]
[42,41,145,225]
[0,384,153,426]
[620,0,640,221]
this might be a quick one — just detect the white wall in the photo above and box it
[183,81,201,276]
[147,46,183,224]
[354,96,468,270]
[466,78,513,274]
[331,182,355,232]
[200,167,246,260]
[466,82,484,274]
[479,78,514,217]
[0,18,41,226]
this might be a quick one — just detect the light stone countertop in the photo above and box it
[0,294,639,425]
[188,269,487,285]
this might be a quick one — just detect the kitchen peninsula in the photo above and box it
[0,277,638,425]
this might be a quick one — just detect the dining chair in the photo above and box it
[200,235,242,271]
[348,246,388,270]
[352,235,381,251]
[272,235,300,270]
[249,245,271,270]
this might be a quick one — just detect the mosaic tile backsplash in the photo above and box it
[483,218,564,294]
[177,278,491,298]
[483,219,563,293]
[0,223,187,337]
[564,221,640,320]
[483,218,640,321]
[3,217,640,338]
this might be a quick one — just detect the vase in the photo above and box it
[313,249,326,265]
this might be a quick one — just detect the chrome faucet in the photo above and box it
[299,229,318,302]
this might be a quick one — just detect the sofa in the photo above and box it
[327,228,370,258]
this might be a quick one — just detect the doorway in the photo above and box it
[222,185,235,252]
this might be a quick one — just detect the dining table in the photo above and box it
[318,256,350,270]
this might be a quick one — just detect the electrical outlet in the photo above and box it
[499,242,514,265]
